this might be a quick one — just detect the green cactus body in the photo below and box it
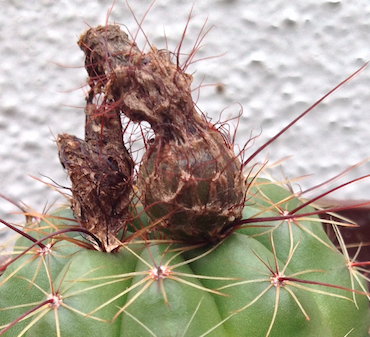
[1,180,368,337]
[1,6,369,337]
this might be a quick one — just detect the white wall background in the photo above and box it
[1,0,370,240]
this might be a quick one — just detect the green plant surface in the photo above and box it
[0,180,369,337]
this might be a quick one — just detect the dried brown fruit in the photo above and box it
[78,24,246,242]
[139,129,246,242]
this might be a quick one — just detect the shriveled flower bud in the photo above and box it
[57,27,135,252]
[57,104,133,252]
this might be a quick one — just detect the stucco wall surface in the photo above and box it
[1,0,370,241]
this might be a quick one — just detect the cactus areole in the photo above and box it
[0,8,369,337]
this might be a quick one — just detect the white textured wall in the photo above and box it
[1,0,370,240]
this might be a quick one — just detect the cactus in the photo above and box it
[1,4,370,337]
[1,181,369,336]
